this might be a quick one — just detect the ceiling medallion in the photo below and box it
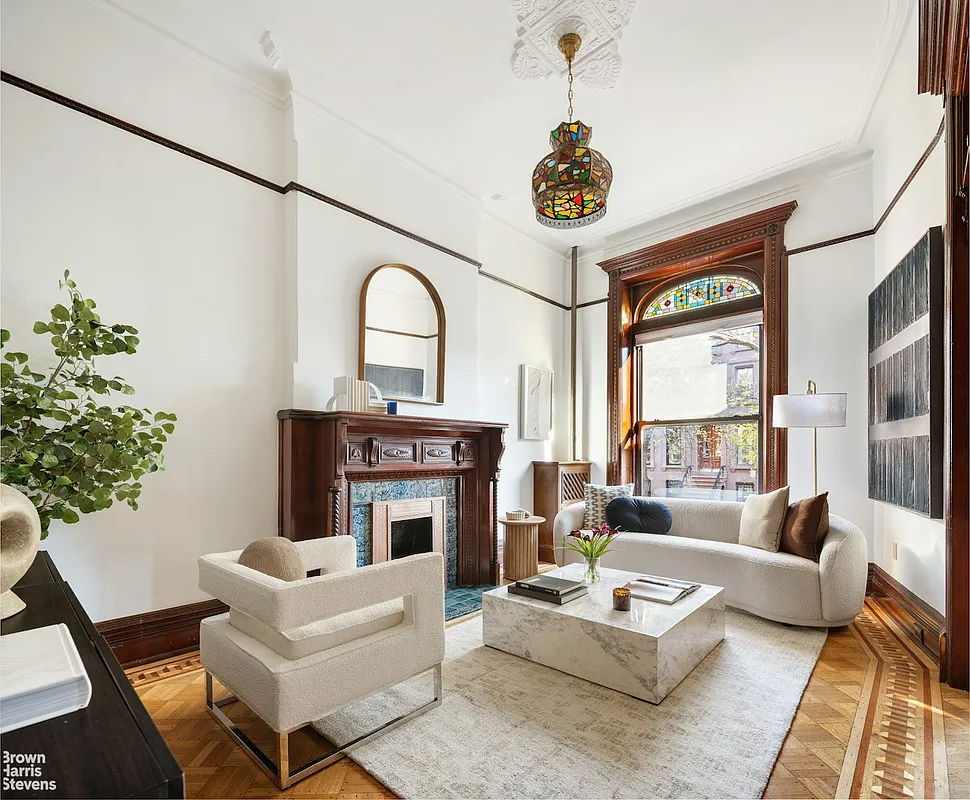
[531,33,613,229]
[510,0,638,89]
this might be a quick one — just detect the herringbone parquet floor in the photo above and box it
[131,598,968,800]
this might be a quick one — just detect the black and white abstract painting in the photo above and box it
[867,227,943,518]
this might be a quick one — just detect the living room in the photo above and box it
[0,1,967,798]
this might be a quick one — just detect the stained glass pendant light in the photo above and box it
[532,33,613,229]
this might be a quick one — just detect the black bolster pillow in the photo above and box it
[606,496,673,535]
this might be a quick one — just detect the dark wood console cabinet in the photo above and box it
[278,410,507,585]
[0,553,184,799]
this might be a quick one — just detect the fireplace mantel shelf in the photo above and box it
[278,409,507,585]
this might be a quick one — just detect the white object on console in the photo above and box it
[0,623,92,733]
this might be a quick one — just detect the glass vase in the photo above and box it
[583,556,601,584]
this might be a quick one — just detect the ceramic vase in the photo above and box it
[0,484,41,619]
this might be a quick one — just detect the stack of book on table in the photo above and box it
[626,575,701,605]
[0,623,92,734]
[508,574,587,604]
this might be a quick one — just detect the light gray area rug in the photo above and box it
[316,611,826,799]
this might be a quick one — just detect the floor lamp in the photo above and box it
[772,380,847,495]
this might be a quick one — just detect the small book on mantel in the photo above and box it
[513,574,584,596]
[626,575,701,605]
[509,583,588,605]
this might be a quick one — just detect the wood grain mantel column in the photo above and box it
[598,202,797,489]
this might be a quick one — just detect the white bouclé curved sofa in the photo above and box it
[553,497,868,627]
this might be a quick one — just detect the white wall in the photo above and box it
[864,9,947,612]
[1,1,569,619]
[576,160,876,552]
[477,216,570,513]
[0,69,285,621]
[288,100,569,519]
[573,3,948,615]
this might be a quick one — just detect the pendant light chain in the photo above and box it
[566,56,574,122]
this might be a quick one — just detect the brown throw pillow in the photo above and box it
[780,493,830,561]
[238,537,305,581]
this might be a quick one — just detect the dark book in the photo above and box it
[508,584,588,605]
[513,574,584,595]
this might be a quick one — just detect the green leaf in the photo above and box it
[2,273,174,537]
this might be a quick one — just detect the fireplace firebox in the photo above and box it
[372,497,446,583]
[392,518,431,559]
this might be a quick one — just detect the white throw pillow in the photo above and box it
[738,486,791,552]
[583,483,634,530]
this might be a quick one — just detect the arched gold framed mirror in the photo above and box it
[358,264,446,404]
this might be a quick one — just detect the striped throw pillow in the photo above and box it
[583,483,635,530]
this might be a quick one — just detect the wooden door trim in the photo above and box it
[943,94,969,690]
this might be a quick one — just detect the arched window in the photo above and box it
[600,203,794,498]
[642,274,761,319]
[632,270,765,502]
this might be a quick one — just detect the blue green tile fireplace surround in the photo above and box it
[350,478,491,618]
[350,478,459,585]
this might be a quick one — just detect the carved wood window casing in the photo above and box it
[598,202,797,490]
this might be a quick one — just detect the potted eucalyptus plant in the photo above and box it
[0,270,176,614]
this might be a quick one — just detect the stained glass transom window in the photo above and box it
[643,275,760,318]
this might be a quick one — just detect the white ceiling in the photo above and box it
[102,0,906,252]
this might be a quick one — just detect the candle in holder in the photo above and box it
[612,586,631,611]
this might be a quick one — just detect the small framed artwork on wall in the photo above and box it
[520,364,553,440]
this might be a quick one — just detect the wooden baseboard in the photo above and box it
[96,599,227,669]
[866,563,945,663]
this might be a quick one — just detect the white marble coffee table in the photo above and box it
[482,563,725,704]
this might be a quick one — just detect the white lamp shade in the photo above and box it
[773,392,846,428]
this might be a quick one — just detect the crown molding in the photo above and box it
[842,0,913,145]
[601,149,874,258]
[593,144,871,255]
[87,0,288,109]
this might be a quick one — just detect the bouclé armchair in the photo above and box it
[198,535,444,788]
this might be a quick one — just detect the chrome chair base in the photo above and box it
[204,664,443,789]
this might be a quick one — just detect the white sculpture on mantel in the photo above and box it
[509,0,638,88]
[0,484,42,619]
[326,376,387,413]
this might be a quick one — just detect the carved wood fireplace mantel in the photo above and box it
[277,410,507,585]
